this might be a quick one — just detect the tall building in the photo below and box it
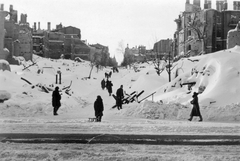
[193,0,201,7]
[173,0,240,57]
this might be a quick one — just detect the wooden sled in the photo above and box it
[88,118,97,122]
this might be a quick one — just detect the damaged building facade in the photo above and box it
[0,3,109,63]
[173,0,240,57]
[0,4,33,63]
[32,23,91,60]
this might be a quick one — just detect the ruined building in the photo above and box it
[174,0,240,57]
[0,4,9,60]
[3,4,32,62]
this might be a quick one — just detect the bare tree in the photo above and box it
[165,52,178,82]
[116,40,125,56]
[152,36,167,76]
[187,11,207,54]
[117,40,134,68]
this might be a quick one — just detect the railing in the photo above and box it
[138,92,156,103]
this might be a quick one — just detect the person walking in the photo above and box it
[188,92,203,122]
[101,79,105,90]
[106,79,113,96]
[94,95,104,122]
[116,85,124,110]
[52,86,61,116]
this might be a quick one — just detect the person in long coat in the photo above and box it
[94,95,104,122]
[188,92,203,121]
[52,86,61,116]
[101,79,105,90]
[116,85,124,110]
[106,80,113,96]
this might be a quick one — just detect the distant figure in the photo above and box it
[101,79,105,90]
[106,80,113,96]
[52,86,61,116]
[108,71,112,78]
[116,85,124,110]
[105,72,109,79]
[94,95,104,122]
[188,92,203,122]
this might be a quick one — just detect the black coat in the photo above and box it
[106,81,113,93]
[190,95,201,116]
[116,88,124,98]
[94,96,104,117]
[52,90,61,107]
[101,79,105,89]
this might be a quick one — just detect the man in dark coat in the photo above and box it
[101,79,105,90]
[52,86,61,116]
[116,85,124,110]
[188,92,203,121]
[94,95,104,122]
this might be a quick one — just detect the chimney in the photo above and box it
[38,22,40,30]
[193,0,201,7]
[25,14,27,23]
[9,4,13,11]
[47,22,51,31]
[0,4,4,10]
[204,0,212,9]
[216,0,225,11]
[34,22,36,31]
[223,1,228,10]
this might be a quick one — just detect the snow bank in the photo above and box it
[154,46,240,107]
[1,46,240,123]
[120,101,240,122]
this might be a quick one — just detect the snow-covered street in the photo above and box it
[1,143,240,161]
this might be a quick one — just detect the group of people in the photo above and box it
[52,85,203,122]
[101,78,113,96]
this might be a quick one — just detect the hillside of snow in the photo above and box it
[1,46,240,122]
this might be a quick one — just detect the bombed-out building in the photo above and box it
[1,4,33,63]
[174,0,240,57]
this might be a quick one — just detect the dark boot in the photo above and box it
[53,107,58,115]
[188,116,192,121]
[199,115,203,122]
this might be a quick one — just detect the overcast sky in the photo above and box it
[1,0,237,62]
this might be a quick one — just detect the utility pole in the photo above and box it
[168,51,171,82]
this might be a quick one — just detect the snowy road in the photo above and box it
[1,118,240,135]
[1,143,240,161]
[1,133,240,145]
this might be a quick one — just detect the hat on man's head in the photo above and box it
[193,92,198,96]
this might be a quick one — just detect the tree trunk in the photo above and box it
[88,65,94,79]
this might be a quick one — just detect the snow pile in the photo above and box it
[1,46,240,122]
[0,90,11,102]
[154,46,240,107]
[120,101,240,122]
[121,101,189,120]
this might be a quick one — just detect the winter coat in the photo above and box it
[52,89,61,107]
[116,87,124,105]
[94,96,104,117]
[190,95,201,116]
[116,88,124,98]
[106,81,113,94]
[101,79,105,89]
